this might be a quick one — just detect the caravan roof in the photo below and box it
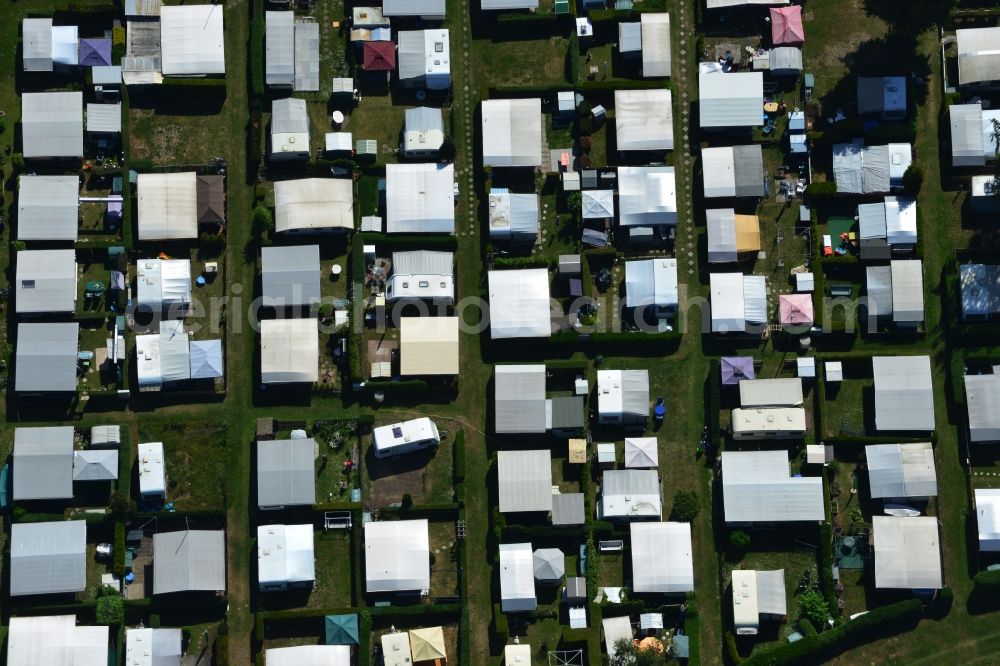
[488,269,551,339]
[364,519,430,593]
[138,442,166,497]
[631,522,694,593]
[873,516,942,589]
[498,450,553,512]
[258,524,315,587]
[499,543,537,612]
[386,163,455,233]
[615,89,673,150]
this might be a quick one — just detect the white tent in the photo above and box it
[9,616,108,666]
[499,543,537,612]
[966,374,1000,442]
[630,522,694,593]
[23,19,53,72]
[602,616,633,661]
[266,646,350,666]
[625,259,678,312]
[386,163,455,233]
[721,450,824,523]
[582,189,615,219]
[699,68,763,128]
[481,98,542,167]
[258,524,315,590]
[136,259,192,310]
[274,178,354,233]
[624,437,658,468]
[597,369,650,425]
[21,92,83,159]
[400,317,459,375]
[138,442,166,498]
[640,14,671,78]
[137,172,198,240]
[873,516,942,589]
[873,355,935,431]
[976,489,1000,551]
[73,450,119,482]
[617,166,677,227]
[260,318,318,384]
[488,269,552,339]
[710,273,745,333]
[866,442,937,500]
[18,175,79,241]
[136,320,191,388]
[614,89,674,151]
[890,259,924,324]
[160,5,226,76]
[265,11,294,87]
[364,519,430,593]
[497,449,553,513]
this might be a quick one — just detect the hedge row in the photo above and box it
[708,357,722,450]
[487,78,669,100]
[817,522,839,621]
[493,255,552,269]
[114,523,126,579]
[358,233,459,252]
[363,379,457,400]
[161,77,227,89]
[250,17,265,101]
[741,598,922,666]
[453,430,466,483]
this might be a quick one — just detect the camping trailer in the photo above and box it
[372,418,441,459]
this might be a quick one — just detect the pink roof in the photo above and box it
[770,6,804,47]
[779,294,814,326]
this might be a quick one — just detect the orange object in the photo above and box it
[823,246,833,257]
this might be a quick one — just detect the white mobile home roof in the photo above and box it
[481,98,543,167]
[257,438,316,508]
[294,22,320,92]
[265,11,294,87]
[21,92,83,158]
[260,318,319,384]
[386,163,455,233]
[388,250,455,302]
[383,0,446,17]
[126,628,183,666]
[498,449,553,512]
[258,524,315,587]
[699,69,763,128]
[271,97,310,158]
[866,265,893,318]
[873,516,942,589]
[957,27,1000,86]
[488,191,539,240]
[615,89,674,150]
[495,365,547,433]
[641,13,671,77]
[137,259,192,309]
[710,273,746,332]
[890,259,924,323]
[86,103,121,133]
[721,450,824,523]
[15,249,76,314]
[16,322,78,392]
[499,543,537,612]
[397,30,451,90]
[160,5,225,76]
[136,320,191,387]
[885,197,917,245]
[137,172,198,240]
[966,374,1000,442]
[373,417,440,454]
[153,530,227,594]
[138,441,166,497]
[261,245,321,307]
[13,426,74,500]
[976,489,1000,551]
[266,646,351,666]
[400,317,459,375]
[9,615,108,666]
[617,166,677,226]
[488,268,552,339]
[274,178,354,233]
[364,519,430,593]
[631,522,694,593]
[731,407,807,437]
[10,521,87,596]
[23,19,53,72]
[625,258,678,309]
[381,634,413,666]
[866,442,937,499]
[873,355,935,431]
[739,378,803,407]
[600,469,662,519]
[597,369,650,423]
[858,202,887,240]
[18,175,79,241]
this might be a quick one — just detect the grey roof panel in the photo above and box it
[257,439,316,508]
[13,426,74,500]
[15,322,79,392]
[294,22,320,92]
[265,11,294,87]
[552,493,585,526]
[10,520,87,596]
[153,530,226,594]
[498,449,553,513]
[73,449,120,482]
[261,245,321,307]
[733,145,765,197]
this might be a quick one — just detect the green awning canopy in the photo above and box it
[325,614,360,645]
[554,0,569,14]
[0,463,9,508]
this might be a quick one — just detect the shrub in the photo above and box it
[903,164,923,194]
[0,116,6,134]
[493,255,551,269]
[217,620,229,636]
[728,530,751,559]
[96,591,124,625]
[670,490,700,522]
[925,586,953,619]
[252,203,273,236]
[805,181,837,202]
[250,18,265,100]
[453,430,465,482]
[798,589,830,628]
[579,136,592,152]
[11,153,24,172]
[798,617,817,637]
[401,493,413,510]
[149,613,161,628]
[724,631,743,665]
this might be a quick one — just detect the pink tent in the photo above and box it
[770,6,804,47]
[779,294,814,326]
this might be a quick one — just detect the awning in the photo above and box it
[363,41,396,71]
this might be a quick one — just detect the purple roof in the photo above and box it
[107,201,123,220]
[79,39,112,67]
[721,356,755,385]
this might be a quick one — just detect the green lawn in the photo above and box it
[473,34,572,87]
[138,423,228,511]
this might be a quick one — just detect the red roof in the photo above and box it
[779,294,814,326]
[770,6,804,47]
[363,41,396,71]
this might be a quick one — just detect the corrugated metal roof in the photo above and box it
[721,451,824,523]
[261,244,321,307]
[383,0,446,17]
[600,469,661,519]
[153,530,226,594]
[257,438,316,507]
[21,92,83,158]
[552,493,585,525]
[497,449,552,512]
[733,144,765,197]
[13,426,74,500]
[294,21,320,92]
[265,11,294,87]
[699,70,762,128]
[873,516,942,589]
[23,19,52,72]
[866,265,893,318]
[873,355,935,431]
[17,175,79,241]
[15,322,78,392]
[495,365,546,433]
[866,442,937,499]
[10,521,86,596]
[890,259,924,323]
[86,102,121,133]
[15,249,76,314]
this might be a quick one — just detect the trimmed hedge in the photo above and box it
[493,255,552,269]
[741,598,922,666]
[358,233,459,252]
[708,357,721,451]
[114,522,126,579]
[453,430,466,483]
[161,77,227,89]
[250,17,265,101]
[817,522,839,621]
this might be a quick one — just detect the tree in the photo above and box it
[798,589,830,629]
[670,490,700,522]
[728,530,751,560]
[902,164,923,194]
[252,203,274,236]
[108,489,133,519]
[610,637,669,666]
[566,192,582,213]
[96,587,124,625]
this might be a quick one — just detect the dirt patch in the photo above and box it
[366,448,435,508]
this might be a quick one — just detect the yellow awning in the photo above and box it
[408,626,447,662]
[568,438,587,464]
[400,317,459,376]
[734,214,761,253]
